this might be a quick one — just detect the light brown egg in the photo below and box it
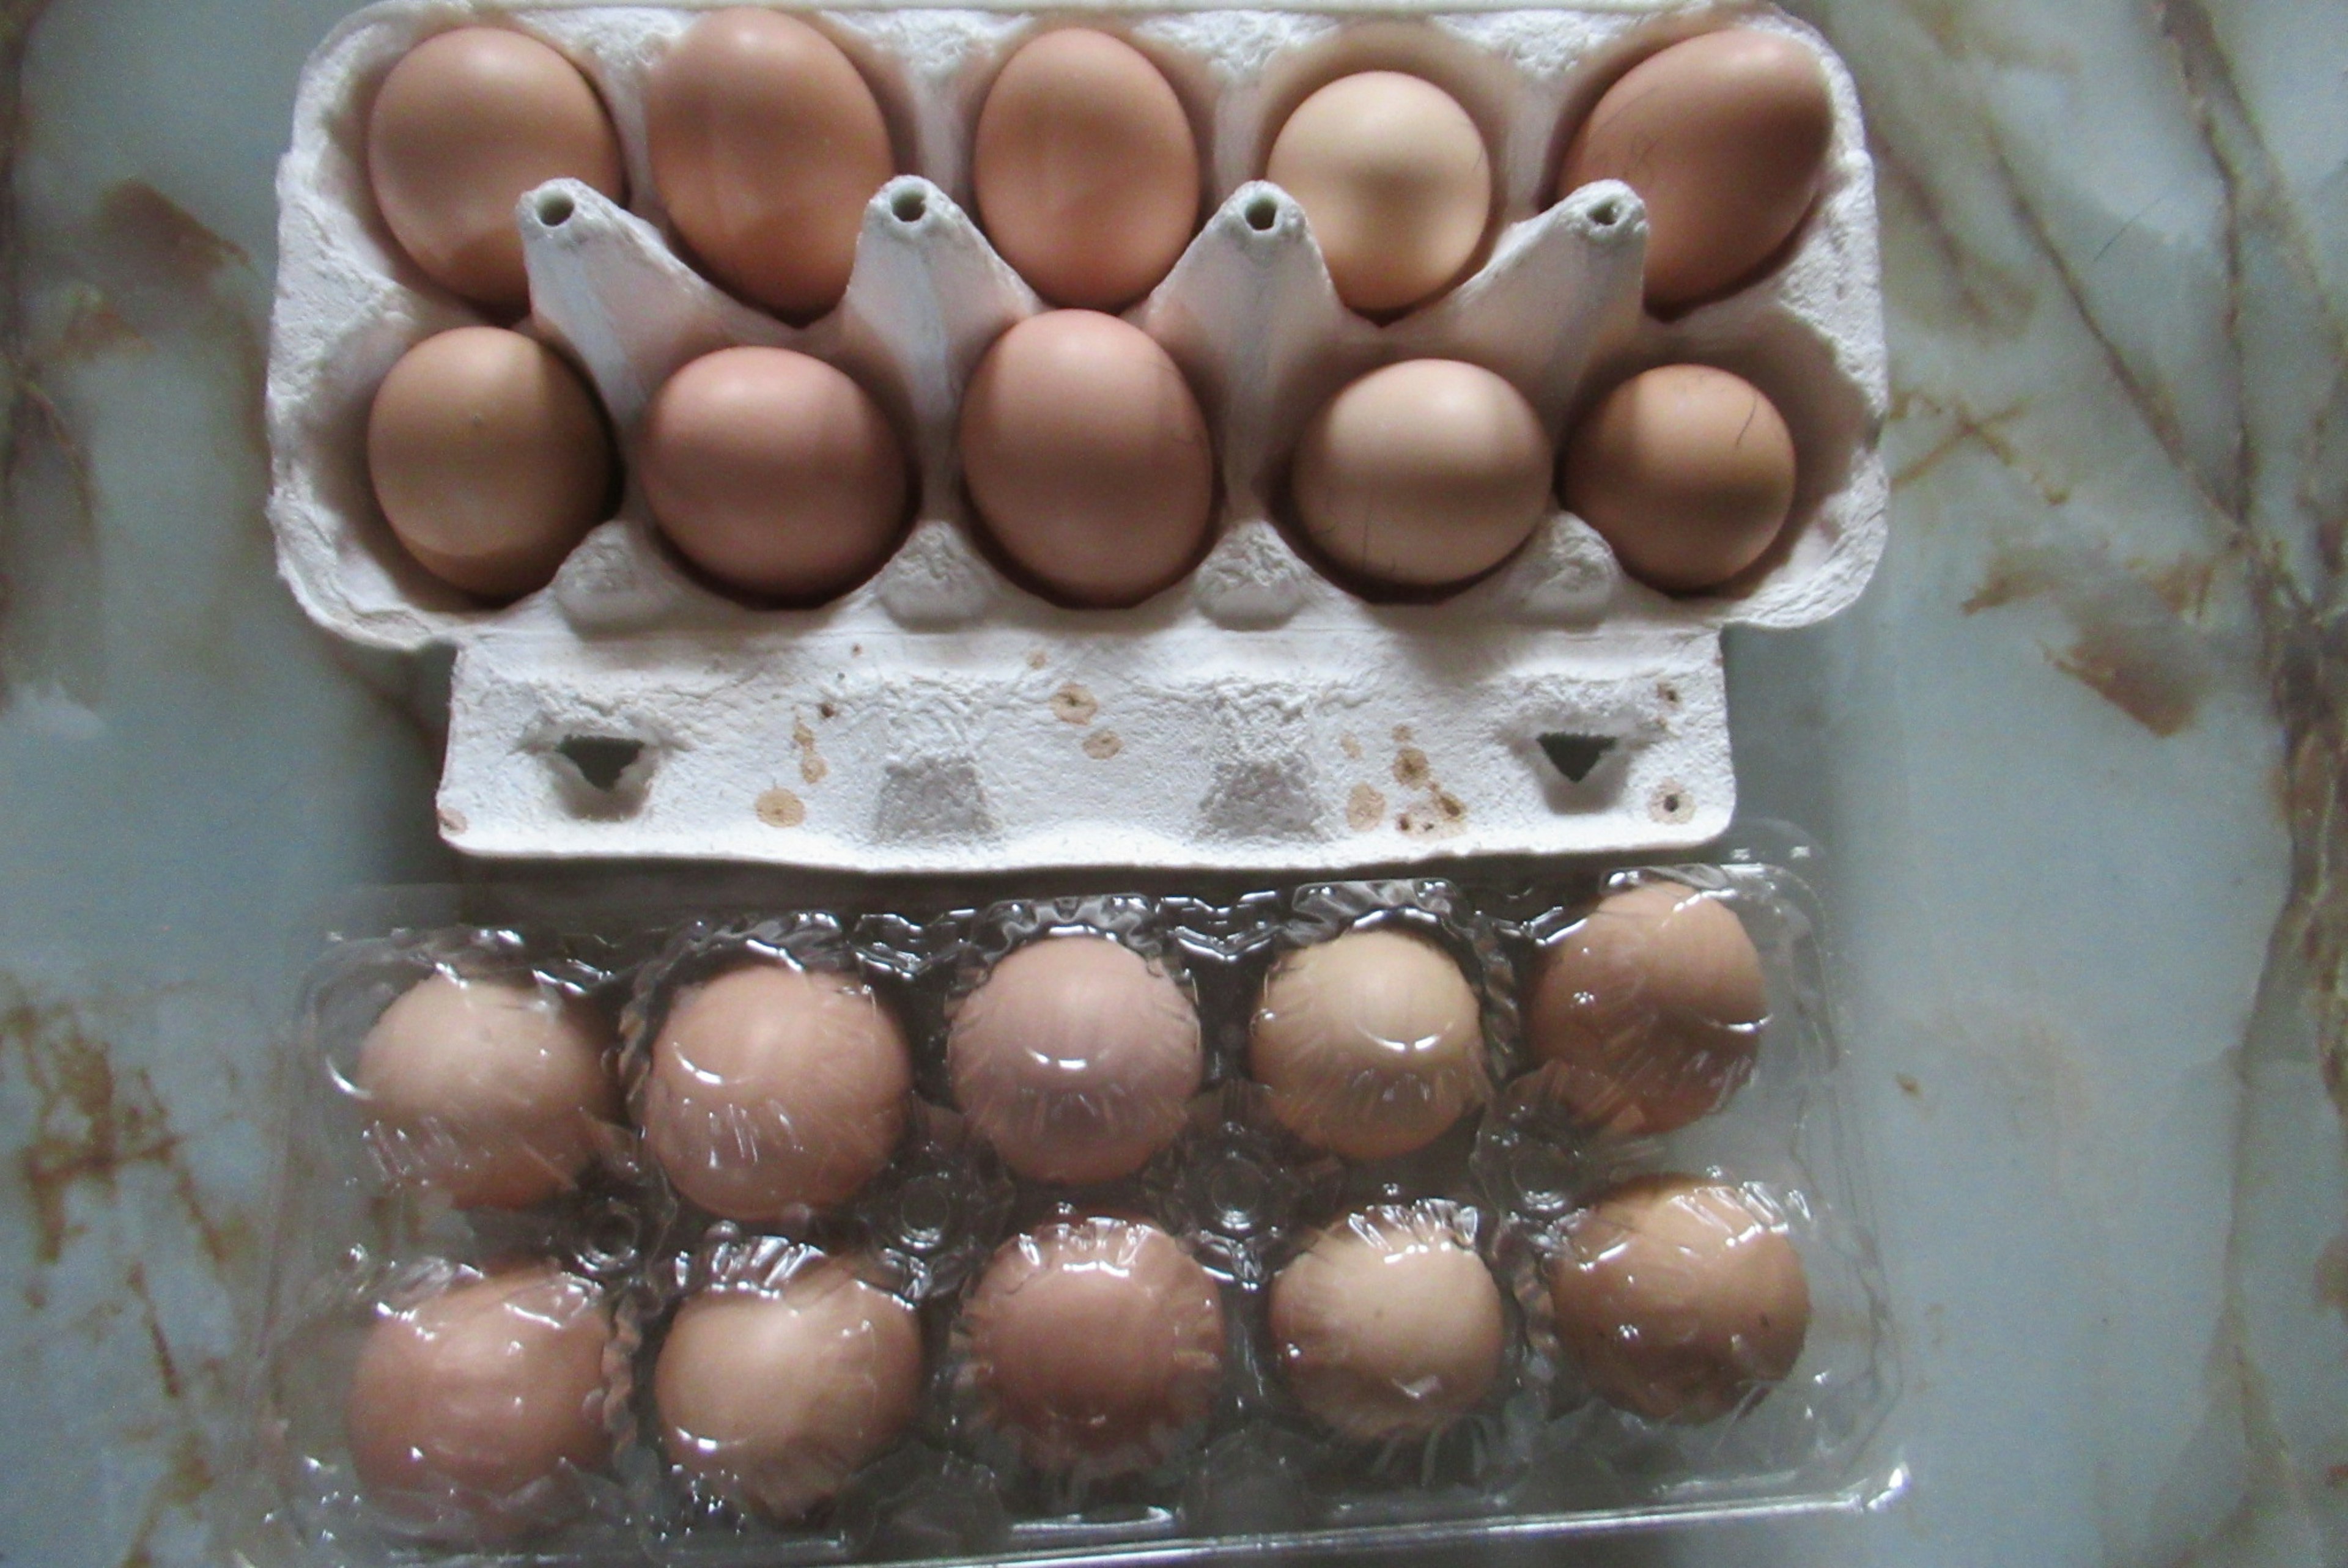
[646,9,895,320]
[1266,72,1491,315]
[638,346,908,603]
[1559,29,1834,311]
[1292,359,1550,591]
[654,1260,923,1520]
[958,311,1215,608]
[1270,1208,1506,1441]
[355,972,618,1210]
[1561,364,1797,595]
[965,1216,1225,1476]
[346,1264,613,1539]
[1547,1175,1810,1423]
[366,326,612,601]
[972,29,1200,309]
[1525,881,1766,1137]
[366,27,625,311]
[1251,928,1487,1161]
[640,963,912,1222]
[948,935,1202,1184]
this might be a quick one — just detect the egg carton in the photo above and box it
[245,859,1897,1562]
[267,0,1885,872]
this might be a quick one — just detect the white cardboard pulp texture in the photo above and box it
[266,0,1886,873]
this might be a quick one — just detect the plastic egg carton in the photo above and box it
[266,0,1885,872]
[242,857,1899,1564]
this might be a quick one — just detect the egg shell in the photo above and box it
[1269,1208,1506,1441]
[1559,29,1833,312]
[365,26,624,311]
[958,311,1217,608]
[645,9,895,321]
[345,1264,613,1539]
[972,29,1200,310]
[638,346,909,604]
[1265,71,1492,315]
[1291,359,1551,592]
[654,1260,923,1520]
[365,326,612,602]
[1562,364,1798,595]
[1524,880,1765,1136]
[1250,927,1488,1161]
[947,935,1203,1185]
[640,963,912,1222]
[1546,1175,1810,1423]
[354,971,618,1209]
[964,1216,1225,1477]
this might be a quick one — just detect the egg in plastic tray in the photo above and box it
[265,0,1887,872]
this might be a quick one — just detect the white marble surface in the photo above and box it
[0,1,2341,1565]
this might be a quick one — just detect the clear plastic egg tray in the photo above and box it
[240,855,1899,1564]
[265,1,1886,872]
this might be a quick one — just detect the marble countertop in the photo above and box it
[0,1,2340,1564]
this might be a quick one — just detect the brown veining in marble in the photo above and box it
[1839,0,2348,1529]
[1957,536,2212,735]
[1,981,246,1272]
[1,171,273,715]
[2152,1,2348,1120]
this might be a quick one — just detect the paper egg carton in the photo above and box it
[267,0,1885,872]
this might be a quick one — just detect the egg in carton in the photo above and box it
[265,0,1885,872]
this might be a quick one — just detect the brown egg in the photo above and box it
[1270,1208,1506,1441]
[972,29,1200,309]
[958,311,1215,607]
[654,1260,923,1520]
[646,9,895,320]
[640,963,912,1222]
[367,27,625,311]
[1265,72,1492,314]
[1559,29,1834,311]
[1525,881,1767,1137]
[355,972,618,1210]
[1547,1175,1810,1423]
[1293,359,1550,591]
[638,347,908,603]
[1251,927,1487,1161]
[948,935,1203,1184]
[346,1264,613,1539]
[1562,364,1797,595]
[366,326,612,601]
[965,1217,1225,1475]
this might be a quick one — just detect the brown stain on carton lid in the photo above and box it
[1050,683,1098,725]
[794,716,829,784]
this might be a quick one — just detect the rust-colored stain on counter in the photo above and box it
[2048,631,2199,737]
[3,174,268,715]
[1960,540,2210,737]
[0,986,234,1269]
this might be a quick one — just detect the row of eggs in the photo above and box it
[374,325,1800,608]
[352,880,1766,1213]
[348,1177,1808,1539]
[341,885,1797,1531]
[371,15,1834,325]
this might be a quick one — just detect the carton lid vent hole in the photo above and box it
[556,735,643,793]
